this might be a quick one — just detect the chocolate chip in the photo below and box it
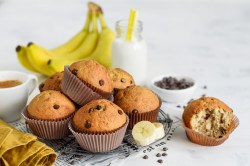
[118,110,123,115]
[99,80,104,86]
[203,85,207,89]
[85,120,91,129]
[176,105,181,108]
[72,69,78,75]
[39,83,44,90]
[163,147,168,151]
[53,104,60,109]
[143,155,148,159]
[219,136,223,138]
[96,105,102,110]
[130,80,133,84]
[156,153,161,157]
[69,160,75,165]
[121,78,126,83]
[205,114,210,120]
[132,109,138,114]
[88,108,94,113]
[162,153,167,156]
[202,94,206,97]
[154,76,194,90]
[157,159,163,164]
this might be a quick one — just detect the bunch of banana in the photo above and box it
[16,2,115,77]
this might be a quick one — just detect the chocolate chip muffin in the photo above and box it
[39,72,63,92]
[24,90,76,139]
[109,68,135,91]
[183,97,234,139]
[27,90,75,120]
[61,60,113,106]
[69,99,128,152]
[73,99,126,133]
[114,86,161,129]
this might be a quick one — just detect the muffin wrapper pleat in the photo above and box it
[182,115,239,146]
[68,116,129,153]
[22,109,73,140]
[61,66,111,106]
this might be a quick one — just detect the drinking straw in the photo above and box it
[126,9,138,41]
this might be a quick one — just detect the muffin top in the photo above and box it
[39,72,63,92]
[27,90,76,120]
[73,99,126,133]
[69,60,113,95]
[109,68,135,90]
[114,86,161,114]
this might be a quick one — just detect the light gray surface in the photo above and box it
[0,0,249,165]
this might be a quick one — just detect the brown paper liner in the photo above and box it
[68,116,129,153]
[182,115,239,146]
[127,98,162,129]
[61,66,112,106]
[22,109,73,140]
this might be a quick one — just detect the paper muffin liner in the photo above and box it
[182,115,239,146]
[22,109,73,140]
[126,98,162,129]
[61,66,112,106]
[68,116,129,153]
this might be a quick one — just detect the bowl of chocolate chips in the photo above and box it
[150,75,196,103]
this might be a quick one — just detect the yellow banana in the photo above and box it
[16,45,38,72]
[87,13,115,68]
[26,43,55,76]
[51,13,91,55]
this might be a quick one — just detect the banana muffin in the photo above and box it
[109,68,135,91]
[27,90,75,120]
[183,97,234,139]
[70,99,128,152]
[114,86,161,129]
[62,60,113,106]
[24,90,76,139]
[39,72,63,92]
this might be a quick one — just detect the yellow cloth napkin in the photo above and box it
[0,119,57,166]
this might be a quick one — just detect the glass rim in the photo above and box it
[115,19,143,29]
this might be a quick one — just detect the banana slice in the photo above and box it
[153,122,165,140]
[132,121,156,146]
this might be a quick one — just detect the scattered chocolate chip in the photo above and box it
[177,105,181,108]
[118,110,123,115]
[132,109,138,114]
[202,94,206,97]
[99,80,104,86]
[69,160,75,165]
[156,153,161,157]
[143,155,148,159]
[203,85,207,89]
[72,69,78,75]
[53,104,60,109]
[61,152,66,155]
[162,153,167,156]
[163,147,168,151]
[183,106,186,109]
[85,120,91,129]
[96,105,102,110]
[155,76,194,90]
[157,159,163,164]
[121,78,126,83]
[88,108,94,113]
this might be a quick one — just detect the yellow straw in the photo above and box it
[126,9,138,41]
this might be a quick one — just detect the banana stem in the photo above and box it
[98,13,107,29]
[91,13,98,32]
[83,12,91,31]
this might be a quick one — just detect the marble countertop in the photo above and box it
[0,0,250,165]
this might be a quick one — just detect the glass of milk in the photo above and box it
[112,20,147,86]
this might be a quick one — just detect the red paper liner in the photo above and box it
[22,109,73,140]
[61,66,112,106]
[182,115,239,146]
[127,98,162,129]
[68,116,129,153]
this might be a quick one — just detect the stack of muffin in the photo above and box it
[24,60,162,152]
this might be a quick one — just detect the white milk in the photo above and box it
[111,20,148,85]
